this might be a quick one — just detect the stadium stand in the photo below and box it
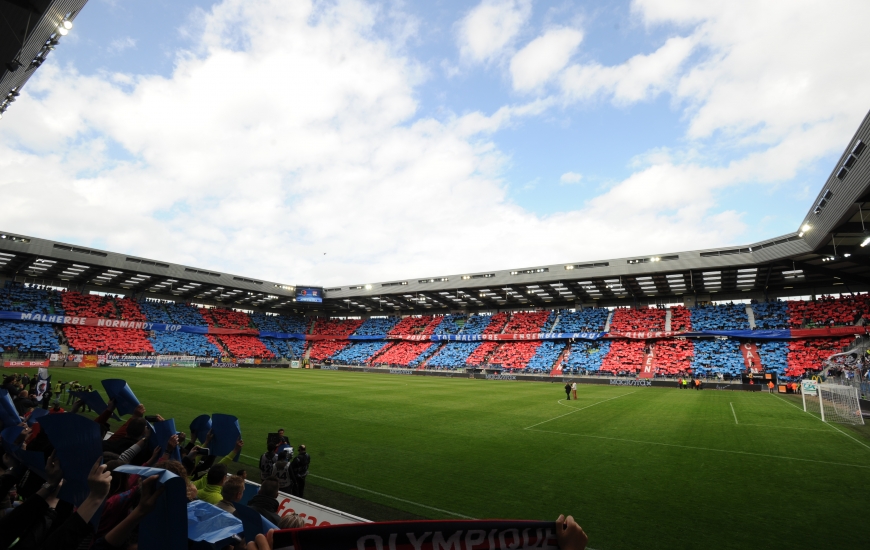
[756,341,789,375]
[0,282,64,314]
[562,341,611,373]
[786,337,853,377]
[331,341,388,364]
[0,322,60,353]
[311,318,364,336]
[433,314,465,335]
[259,338,305,359]
[552,309,609,332]
[689,304,748,330]
[388,316,443,336]
[372,341,432,366]
[599,340,644,374]
[609,307,666,332]
[488,341,540,370]
[353,317,400,336]
[409,343,441,366]
[751,301,789,329]
[427,342,481,369]
[466,341,498,366]
[652,340,693,375]
[541,311,559,332]
[61,293,153,354]
[691,339,744,377]
[787,295,870,328]
[670,306,692,331]
[307,340,349,360]
[503,311,550,334]
[525,341,565,372]
[460,314,493,334]
[250,311,309,333]
[141,301,222,356]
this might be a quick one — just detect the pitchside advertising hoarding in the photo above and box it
[240,480,367,527]
[295,286,323,303]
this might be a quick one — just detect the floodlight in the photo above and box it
[801,223,811,232]
[57,26,68,36]
[861,235,870,248]
[62,20,73,30]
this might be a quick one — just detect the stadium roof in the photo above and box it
[2,107,869,316]
[0,0,87,119]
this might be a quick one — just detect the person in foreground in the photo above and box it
[242,514,589,550]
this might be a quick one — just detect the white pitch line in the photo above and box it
[526,428,870,469]
[524,391,638,430]
[770,393,870,453]
[730,402,738,425]
[240,454,473,519]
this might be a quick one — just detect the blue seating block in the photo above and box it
[691,339,744,376]
[331,341,388,364]
[526,341,564,372]
[563,341,611,373]
[428,342,480,368]
[0,283,64,315]
[460,315,493,335]
[353,317,400,336]
[553,309,609,333]
[0,321,60,353]
[757,341,789,374]
[433,315,466,335]
[409,343,440,366]
[260,338,306,358]
[752,302,790,329]
[689,304,749,331]
[251,312,309,333]
[148,331,221,356]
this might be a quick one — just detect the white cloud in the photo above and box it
[560,171,583,184]
[2,0,867,289]
[510,27,583,91]
[559,35,695,104]
[457,0,531,63]
[108,36,137,54]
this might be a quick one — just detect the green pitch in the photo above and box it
[30,368,870,549]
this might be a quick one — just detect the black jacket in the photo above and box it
[290,453,310,477]
[248,494,282,525]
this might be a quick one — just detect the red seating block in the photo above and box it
[389,316,437,336]
[653,340,693,375]
[787,295,870,328]
[311,318,364,337]
[488,342,540,370]
[372,341,431,366]
[600,340,645,373]
[609,307,666,332]
[503,312,550,334]
[669,306,692,332]
[466,342,498,365]
[199,308,252,329]
[786,337,853,377]
[307,340,349,360]
[482,313,509,334]
[61,292,152,353]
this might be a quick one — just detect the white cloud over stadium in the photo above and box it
[1,0,869,286]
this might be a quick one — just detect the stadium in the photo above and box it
[1,1,869,549]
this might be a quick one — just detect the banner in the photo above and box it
[273,520,558,550]
[422,332,605,342]
[801,379,819,396]
[3,360,49,367]
[240,480,368,527]
[154,355,197,367]
[80,355,98,368]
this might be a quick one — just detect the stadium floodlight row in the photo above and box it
[0,0,88,120]
[2,111,870,315]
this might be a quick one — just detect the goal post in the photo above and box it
[802,380,864,425]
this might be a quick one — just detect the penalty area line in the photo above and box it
[770,393,870,453]
[240,455,474,519]
[524,391,638,430]
[730,402,738,424]
[525,429,870,470]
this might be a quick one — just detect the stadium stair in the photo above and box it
[745,305,757,329]
[664,309,672,332]
[417,342,445,369]
[367,342,394,365]
[604,310,614,332]
[549,312,561,333]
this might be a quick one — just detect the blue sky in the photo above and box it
[0,0,865,284]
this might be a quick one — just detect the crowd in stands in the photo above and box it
[669,306,691,331]
[465,341,498,366]
[785,337,854,377]
[526,341,565,372]
[552,309,609,333]
[692,339,744,377]
[211,335,274,359]
[561,341,611,373]
[260,338,305,359]
[371,341,432,366]
[0,373,313,548]
[0,323,61,354]
[502,311,550,334]
[306,340,348,361]
[609,307,666,332]
[0,282,64,315]
[427,342,481,369]
[310,318,362,337]
[786,295,870,328]
[330,341,388,365]
[488,341,540,370]
[352,317,399,336]
[387,316,442,336]
[409,343,441,367]
[150,331,221,357]
[689,304,748,331]
[432,315,465,335]
[599,340,644,374]
[249,312,308,334]
[651,340,693,375]
[751,302,789,329]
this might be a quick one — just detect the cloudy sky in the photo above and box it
[1,0,867,286]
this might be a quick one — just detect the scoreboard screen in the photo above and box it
[295,287,323,303]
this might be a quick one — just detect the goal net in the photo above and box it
[802,380,864,425]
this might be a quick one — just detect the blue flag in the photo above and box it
[115,465,188,550]
[210,414,241,458]
[101,379,141,416]
[150,418,182,462]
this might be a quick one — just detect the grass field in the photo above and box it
[15,367,870,549]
